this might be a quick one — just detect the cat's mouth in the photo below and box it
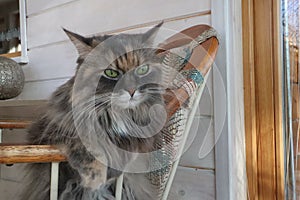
[113,84,166,106]
[111,90,146,109]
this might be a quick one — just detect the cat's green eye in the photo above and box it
[104,69,120,79]
[136,64,149,76]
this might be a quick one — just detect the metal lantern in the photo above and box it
[0,56,24,100]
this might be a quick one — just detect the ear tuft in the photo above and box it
[63,28,92,58]
[142,21,163,44]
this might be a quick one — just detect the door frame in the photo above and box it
[242,0,284,199]
[211,0,247,199]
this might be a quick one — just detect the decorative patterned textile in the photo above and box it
[147,28,219,198]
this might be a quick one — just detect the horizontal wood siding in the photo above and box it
[1,163,26,182]
[23,15,211,82]
[0,179,24,200]
[180,116,215,169]
[26,0,77,16]
[169,167,215,200]
[20,6,213,115]
[16,78,70,100]
[23,41,77,82]
[0,1,215,199]
[27,0,210,49]
[7,0,214,168]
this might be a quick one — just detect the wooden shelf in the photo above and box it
[0,119,32,129]
[0,144,66,164]
[1,52,21,58]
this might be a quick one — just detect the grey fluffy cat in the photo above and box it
[21,23,175,200]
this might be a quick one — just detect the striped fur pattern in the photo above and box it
[20,23,179,200]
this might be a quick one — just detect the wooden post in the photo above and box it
[242,0,284,199]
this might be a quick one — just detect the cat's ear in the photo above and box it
[63,28,93,58]
[142,21,163,44]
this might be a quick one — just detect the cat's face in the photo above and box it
[102,61,164,109]
[66,24,168,139]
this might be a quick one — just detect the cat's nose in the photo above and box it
[127,89,136,97]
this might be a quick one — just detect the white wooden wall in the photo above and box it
[1,0,216,199]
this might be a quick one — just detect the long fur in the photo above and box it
[20,23,172,200]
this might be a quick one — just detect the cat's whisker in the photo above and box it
[54,113,77,139]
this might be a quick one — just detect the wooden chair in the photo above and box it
[117,24,219,200]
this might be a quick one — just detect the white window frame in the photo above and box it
[211,0,247,200]
[1,0,29,63]
[15,0,28,63]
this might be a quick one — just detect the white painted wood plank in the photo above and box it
[15,78,70,100]
[168,167,215,200]
[0,163,26,182]
[180,117,215,169]
[23,42,77,82]
[27,0,77,16]
[27,0,211,48]
[0,179,25,200]
[198,72,213,116]
[2,129,27,143]
[0,130,28,195]
[157,14,211,33]
[129,15,211,45]
[0,102,46,119]
[24,14,210,82]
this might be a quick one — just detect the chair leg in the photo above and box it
[0,128,2,143]
[115,173,124,200]
[50,162,60,200]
